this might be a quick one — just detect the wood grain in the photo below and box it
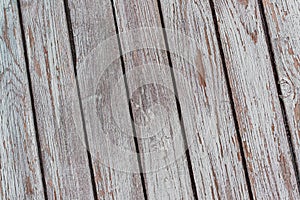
[0,0,45,199]
[159,0,250,199]
[262,0,300,174]
[19,0,95,199]
[68,0,145,199]
[112,0,195,199]
[212,0,300,198]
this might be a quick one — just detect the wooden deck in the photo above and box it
[1,0,300,199]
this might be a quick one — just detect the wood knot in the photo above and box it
[279,79,293,98]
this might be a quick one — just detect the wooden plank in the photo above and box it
[159,0,250,199]
[111,0,195,199]
[0,0,45,199]
[19,0,95,198]
[262,0,300,173]
[68,0,145,199]
[212,0,300,198]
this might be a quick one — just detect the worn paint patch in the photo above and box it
[293,57,300,68]
[287,45,294,55]
[25,177,33,195]
[195,50,206,88]
[238,0,249,7]
[250,30,258,44]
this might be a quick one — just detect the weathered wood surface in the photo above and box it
[159,0,250,199]
[68,0,145,199]
[112,0,195,199]
[0,0,45,199]
[19,0,95,198]
[212,0,300,198]
[262,0,300,173]
[3,0,300,199]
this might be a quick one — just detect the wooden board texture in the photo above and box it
[212,0,300,198]
[19,0,94,199]
[112,0,195,199]
[1,0,300,199]
[0,0,44,199]
[68,0,145,199]
[262,0,300,173]
[159,0,250,199]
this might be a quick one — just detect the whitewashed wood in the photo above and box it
[0,0,45,199]
[112,0,194,199]
[68,0,145,199]
[262,0,300,174]
[213,0,300,198]
[160,0,250,199]
[19,0,94,199]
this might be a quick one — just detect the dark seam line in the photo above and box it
[16,1,48,199]
[156,0,199,199]
[258,0,300,193]
[110,0,148,199]
[208,0,254,199]
[63,1,98,199]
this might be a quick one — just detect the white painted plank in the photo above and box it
[0,0,45,199]
[159,0,250,199]
[213,0,300,198]
[19,0,94,198]
[262,0,300,174]
[112,0,195,199]
[68,0,145,199]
